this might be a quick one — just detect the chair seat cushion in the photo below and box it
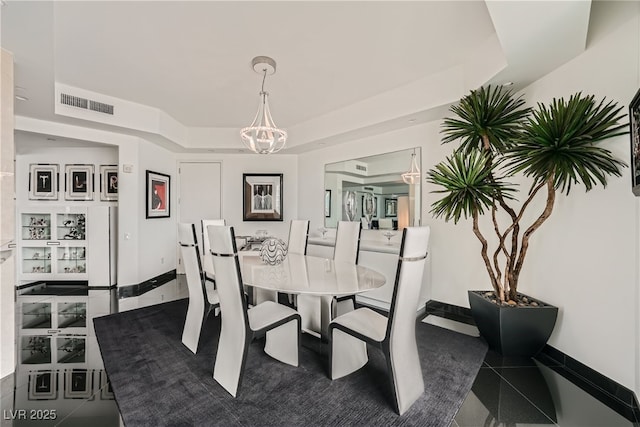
[331,307,387,342]
[205,280,220,305]
[248,300,298,332]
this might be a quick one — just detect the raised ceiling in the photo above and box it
[2,1,593,153]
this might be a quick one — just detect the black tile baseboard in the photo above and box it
[425,299,475,325]
[426,299,640,423]
[538,345,640,423]
[118,270,177,299]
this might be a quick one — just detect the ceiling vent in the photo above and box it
[356,164,367,172]
[60,93,114,115]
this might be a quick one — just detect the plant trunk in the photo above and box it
[511,178,556,300]
[473,210,503,300]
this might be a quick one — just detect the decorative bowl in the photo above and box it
[259,238,288,265]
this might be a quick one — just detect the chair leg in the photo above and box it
[264,317,300,367]
[181,296,206,354]
[385,341,425,415]
[330,327,368,380]
[213,323,248,397]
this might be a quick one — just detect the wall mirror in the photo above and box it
[324,147,422,229]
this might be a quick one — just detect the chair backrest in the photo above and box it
[178,222,207,301]
[386,226,430,344]
[207,225,249,338]
[379,218,393,229]
[333,221,362,265]
[201,219,226,277]
[287,219,309,255]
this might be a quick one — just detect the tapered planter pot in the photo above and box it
[468,290,558,357]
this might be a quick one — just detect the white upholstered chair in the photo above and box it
[378,218,394,230]
[178,222,220,354]
[201,219,226,284]
[297,220,361,337]
[282,219,310,305]
[287,219,310,255]
[329,226,430,415]
[332,220,362,317]
[208,225,301,398]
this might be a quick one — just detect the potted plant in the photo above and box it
[426,85,628,356]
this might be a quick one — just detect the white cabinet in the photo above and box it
[17,295,88,366]
[19,209,88,280]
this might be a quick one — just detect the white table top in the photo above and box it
[242,253,386,296]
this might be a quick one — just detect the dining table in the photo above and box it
[241,253,386,339]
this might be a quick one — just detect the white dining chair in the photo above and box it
[378,218,394,230]
[201,218,226,284]
[329,226,430,415]
[332,220,362,317]
[178,222,220,354]
[283,219,310,305]
[297,220,361,337]
[208,224,301,398]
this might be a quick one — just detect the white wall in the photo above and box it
[175,152,298,241]
[518,4,640,395]
[297,3,640,396]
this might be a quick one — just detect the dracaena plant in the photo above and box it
[427,85,628,303]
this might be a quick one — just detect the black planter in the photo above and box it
[468,290,558,357]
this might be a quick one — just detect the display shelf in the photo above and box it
[21,336,52,364]
[18,208,88,280]
[21,302,52,329]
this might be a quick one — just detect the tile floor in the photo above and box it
[1,282,637,426]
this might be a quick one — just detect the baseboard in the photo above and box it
[118,270,177,298]
[538,345,640,422]
[425,299,640,423]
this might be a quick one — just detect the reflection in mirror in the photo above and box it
[324,148,422,229]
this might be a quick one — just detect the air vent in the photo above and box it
[356,165,367,172]
[60,93,114,115]
[89,100,114,115]
[363,186,374,191]
[60,93,88,109]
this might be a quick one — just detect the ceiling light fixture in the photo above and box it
[401,148,421,184]
[240,56,287,154]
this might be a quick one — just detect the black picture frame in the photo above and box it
[64,369,93,399]
[99,165,118,201]
[146,170,171,219]
[28,370,58,400]
[385,198,398,217]
[28,164,59,201]
[243,173,283,221]
[361,195,377,217]
[64,164,94,201]
[630,88,640,196]
[325,190,331,217]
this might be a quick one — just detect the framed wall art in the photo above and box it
[146,170,170,218]
[65,164,94,201]
[99,165,118,201]
[28,370,58,400]
[630,88,640,196]
[385,198,398,217]
[361,194,377,218]
[28,164,59,201]
[243,173,283,221]
[64,369,93,399]
[325,190,331,217]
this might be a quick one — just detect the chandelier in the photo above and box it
[240,56,288,154]
[401,149,421,184]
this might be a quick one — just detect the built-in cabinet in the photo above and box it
[16,206,117,287]
[19,209,88,280]
[18,295,88,366]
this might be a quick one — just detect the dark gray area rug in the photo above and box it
[94,299,487,427]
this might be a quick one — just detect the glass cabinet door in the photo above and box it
[21,247,52,274]
[57,246,87,274]
[56,213,86,240]
[21,213,51,240]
